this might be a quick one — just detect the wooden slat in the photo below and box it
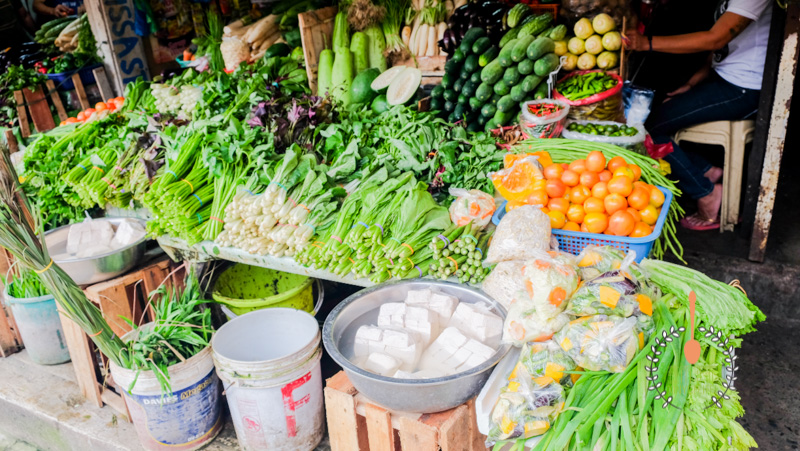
[298,6,338,95]
[22,87,56,133]
[3,130,19,155]
[467,399,489,451]
[86,283,133,338]
[100,389,130,421]
[325,383,363,451]
[398,415,439,451]
[92,67,115,101]
[365,403,395,451]
[57,311,103,407]
[438,405,471,451]
[45,80,68,121]
[13,91,30,138]
[71,73,91,110]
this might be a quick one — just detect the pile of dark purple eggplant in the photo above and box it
[438,1,510,57]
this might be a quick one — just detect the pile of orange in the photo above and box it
[507,151,665,237]
[60,97,126,126]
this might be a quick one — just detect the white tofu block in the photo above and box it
[377,302,406,328]
[463,339,496,360]
[404,306,439,345]
[413,369,447,379]
[354,326,384,357]
[429,293,458,323]
[444,347,471,369]
[392,369,415,379]
[382,328,421,371]
[75,244,113,258]
[111,219,146,249]
[405,289,433,306]
[364,353,401,376]
[449,303,503,344]
[417,327,469,375]
[437,327,469,350]
[456,354,489,373]
[66,219,114,255]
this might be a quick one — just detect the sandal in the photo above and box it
[680,213,720,231]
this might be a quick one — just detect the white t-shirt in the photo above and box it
[711,0,773,90]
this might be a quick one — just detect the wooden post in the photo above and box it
[92,67,116,101]
[71,73,91,110]
[748,4,800,262]
[12,91,29,138]
[298,6,338,96]
[45,81,68,121]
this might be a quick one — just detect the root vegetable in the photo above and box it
[425,25,436,56]
[402,26,412,46]
[417,23,429,56]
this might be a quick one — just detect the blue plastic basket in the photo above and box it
[491,186,673,262]
[46,63,102,91]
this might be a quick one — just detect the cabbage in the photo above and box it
[592,13,616,34]
[563,53,578,71]
[585,35,604,55]
[577,53,596,70]
[597,51,619,69]
[567,37,585,55]
[573,18,594,40]
[602,31,622,51]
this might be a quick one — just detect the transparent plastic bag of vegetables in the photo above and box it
[564,269,654,318]
[575,245,647,282]
[488,155,545,204]
[520,340,576,386]
[482,260,527,310]
[554,315,641,372]
[504,305,570,346]
[521,250,580,319]
[485,205,551,264]
[448,188,496,228]
[487,366,565,445]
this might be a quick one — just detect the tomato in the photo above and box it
[561,169,580,187]
[59,121,66,126]
[570,185,591,205]
[585,151,606,172]
[563,221,580,231]
[567,204,586,223]
[561,163,569,170]
[548,197,570,214]
[114,96,125,104]
[612,166,635,180]
[607,156,628,172]
[76,111,86,121]
[583,212,608,234]
[540,207,550,214]
[544,164,564,180]
[580,222,590,232]
[607,176,633,197]
[607,211,636,236]
[627,187,650,210]
[629,164,642,181]
[650,187,665,207]
[548,210,567,229]
[640,205,659,225]
[95,102,108,112]
[533,179,547,192]
[65,117,78,124]
[527,189,549,206]
[633,181,651,193]
[598,169,613,182]
[591,181,609,199]
[604,193,628,215]
[568,159,587,174]
[584,197,605,214]
[630,222,653,237]
[546,179,567,198]
[579,171,600,188]
[626,207,642,223]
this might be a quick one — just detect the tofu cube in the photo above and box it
[449,303,503,344]
[382,328,421,371]
[392,369,416,379]
[463,338,496,361]
[418,327,469,375]
[405,289,433,306]
[111,219,146,249]
[364,353,401,376]
[67,219,114,256]
[429,293,458,323]
[404,305,439,345]
[354,326,384,358]
[377,302,406,328]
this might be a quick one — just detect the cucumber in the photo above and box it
[453,78,464,93]
[481,60,504,84]
[494,81,511,96]
[527,36,556,61]
[497,95,516,112]
[458,94,468,105]
[430,97,444,111]
[510,85,527,102]
[498,39,518,67]
[479,46,500,67]
[445,58,462,73]
[490,93,502,105]
[518,14,552,38]
[463,54,479,73]
[549,24,568,41]
[485,118,498,132]
[493,108,515,126]
[470,72,482,84]
[443,89,458,102]
[477,114,488,126]
[44,20,72,39]
[507,3,532,28]
[534,53,560,76]
[468,96,483,111]
[472,37,492,56]
[459,27,486,53]
[317,49,334,96]
[511,35,536,62]
[448,112,457,122]
[462,80,477,97]
[499,27,521,48]
[444,100,456,112]
[533,82,549,99]
[537,26,554,39]
[453,103,466,120]
[265,43,292,59]
[518,59,535,75]
[451,49,466,64]
[431,85,445,99]
[503,66,521,86]
[467,121,482,132]
[521,74,544,92]
[481,103,497,118]
[386,67,422,105]
[476,82,493,101]
[441,72,453,89]
[371,65,407,91]
[350,32,370,73]
[460,69,472,80]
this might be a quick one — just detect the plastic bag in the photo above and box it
[564,269,652,317]
[504,307,570,346]
[520,251,580,319]
[575,245,631,281]
[489,156,545,203]
[554,71,624,122]
[448,188,496,228]
[482,261,527,310]
[520,340,577,386]
[561,120,646,149]
[486,366,565,445]
[519,100,571,139]
[554,315,641,372]
[623,81,655,125]
[485,205,551,264]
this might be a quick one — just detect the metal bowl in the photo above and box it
[323,280,511,413]
[44,218,150,285]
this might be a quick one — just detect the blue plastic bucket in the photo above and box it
[4,286,70,365]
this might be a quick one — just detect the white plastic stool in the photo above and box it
[673,120,755,232]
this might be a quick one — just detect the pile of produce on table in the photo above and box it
[567,121,640,137]
[562,14,621,71]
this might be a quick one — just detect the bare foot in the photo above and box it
[697,183,722,220]
[705,166,722,184]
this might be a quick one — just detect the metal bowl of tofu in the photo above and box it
[44,217,150,285]
[323,280,511,413]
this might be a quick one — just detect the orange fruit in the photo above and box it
[650,187,665,207]
[567,204,586,223]
[527,189,549,206]
[631,222,653,237]
[626,207,642,222]
[561,170,580,187]
[546,179,567,198]
[540,206,550,214]
[640,205,659,225]
[607,176,633,197]
[607,156,628,172]
[563,221,580,231]
[627,187,651,210]
[59,120,66,126]
[548,197,570,214]
[544,164,565,180]
[548,210,567,229]
[562,163,569,170]
[570,185,591,205]
[598,169,613,182]
[584,212,609,234]
[579,171,600,189]
[94,102,108,112]
[581,222,590,233]
[607,210,636,236]
[114,96,125,104]
[613,166,635,180]
[630,164,642,181]
[569,159,587,174]
[591,181,609,199]
[491,159,544,202]
[76,111,86,121]
[604,193,628,215]
[584,197,605,214]
[65,117,78,124]
[585,151,606,172]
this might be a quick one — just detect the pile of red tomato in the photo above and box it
[59,96,125,126]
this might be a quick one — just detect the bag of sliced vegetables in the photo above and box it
[487,364,565,446]
[564,269,654,317]
[575,245,638,281]
[555,314,647,372]
[504,307,570,346]
[519,340,576,386]
[520,250,580,319]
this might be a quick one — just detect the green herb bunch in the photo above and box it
[3,270,49,299]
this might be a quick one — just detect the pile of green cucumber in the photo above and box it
[430,10,565,132]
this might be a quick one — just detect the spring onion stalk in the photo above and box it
[381,0,412,61]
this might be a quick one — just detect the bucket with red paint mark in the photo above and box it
[211,308,324,450]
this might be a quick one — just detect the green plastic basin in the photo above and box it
[212,264,314,316]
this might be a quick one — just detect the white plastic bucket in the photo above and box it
[110,334,223,451]
[212,308,324,451]
[4,286,70,365]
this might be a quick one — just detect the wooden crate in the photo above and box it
[298,6,338,95]
[58,257,185,420]
[325,371,489,451]
[394,56,447,86]
[0,249,23,357]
